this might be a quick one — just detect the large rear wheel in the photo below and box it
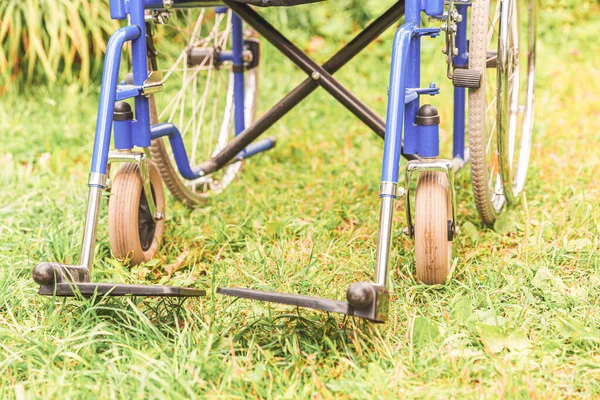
[469,0,536,225]
[148,9,260,207]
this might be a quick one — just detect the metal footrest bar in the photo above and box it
[39,283,206,298]
[218,282,389,323]
[33,262,206,298]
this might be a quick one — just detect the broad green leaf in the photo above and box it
[412,316,440,347]
[474,309,507,327]
[461,221,480,243]
[565,238,592,252]
[477,324,505,353]
[556,316,586,339]
[493,210,517,234]
[452,295,473,325]
[506,331,530,351]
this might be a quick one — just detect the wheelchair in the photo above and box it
[32,0,536,323]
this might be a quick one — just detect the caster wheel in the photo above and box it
[108,161,165,265]
[414,171,452,285]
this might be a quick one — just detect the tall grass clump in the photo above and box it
[0,0,118,92]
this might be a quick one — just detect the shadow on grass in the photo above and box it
[226,308,382,360]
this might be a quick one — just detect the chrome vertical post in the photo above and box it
[374,182,404,286]
[79,173,107,273]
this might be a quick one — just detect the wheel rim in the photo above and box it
[152,9,258,197]
[482,0,506,213]
[496,0,536,204]
[138,186,157,252]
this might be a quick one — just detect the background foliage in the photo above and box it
[0,0,118,92]
[3,0,599,92]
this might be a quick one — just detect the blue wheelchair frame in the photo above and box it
[33,0,474,320]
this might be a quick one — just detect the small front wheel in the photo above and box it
[108,162,166,265]
[414,172,452,285]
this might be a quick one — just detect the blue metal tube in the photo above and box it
[150,123,203,180]
[403,24,421,155]
[381,22,416,184]
[151,123,275,180]
[232,13,246,136]
[452,3,469,159]
[238,137,276,160]
[114,120,134,150]
[424,0,444,16]
[217,50,235,62]
[90,25,141,175]
[130,0,152,148]
[453,4,469,68]
[453,87,465,159]
[143,0,164,8]
[418,124,440,158]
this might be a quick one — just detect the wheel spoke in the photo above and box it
[150,8,258,200]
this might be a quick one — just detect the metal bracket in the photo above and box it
[404,159,458,239]
[88,172,108,188]
[413,27,441,38]
[405,84,441,103]
[442,0,462,79]
[108,151,163,221]
[142,71,163,96]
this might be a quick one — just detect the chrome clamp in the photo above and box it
[379,181,406,198]
[88,172,108,188]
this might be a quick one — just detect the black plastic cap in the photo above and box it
[114,101,133,121]
[347,282,374,310]
[32,263,58,285]
[415,104,440,126]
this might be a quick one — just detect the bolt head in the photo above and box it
[347,282,374,310]
[311,71,321,80]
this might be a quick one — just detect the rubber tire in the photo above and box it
[414,172,452,285]
[108,162,165,265]
[469,0,502,226]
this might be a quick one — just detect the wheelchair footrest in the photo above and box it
[217,285,388,323]
[39,282,206,298]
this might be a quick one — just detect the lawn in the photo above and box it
[1,2,600,398]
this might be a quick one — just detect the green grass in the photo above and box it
[1,2,600,398]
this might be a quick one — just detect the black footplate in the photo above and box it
[39,282,206,298]
[217,282,388,323]
[33,262,206,298]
